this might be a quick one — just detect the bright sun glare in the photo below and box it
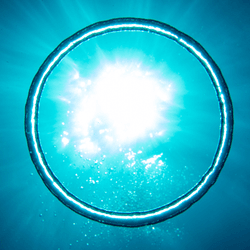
[60,62,174,154]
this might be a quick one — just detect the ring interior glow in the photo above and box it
[25,18,233,227]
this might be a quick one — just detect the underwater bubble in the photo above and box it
[25,18,233,227]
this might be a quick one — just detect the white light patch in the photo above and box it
[79,138,98,153]
[142,153,163,169]
[62,137,69,145]
[58,60,178,153]
[96,65,160,142]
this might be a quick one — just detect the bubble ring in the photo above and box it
[25,18,233,227]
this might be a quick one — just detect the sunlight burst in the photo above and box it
[67,62,173,153]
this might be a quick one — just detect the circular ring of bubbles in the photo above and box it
[25,18,233,227]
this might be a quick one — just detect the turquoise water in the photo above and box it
[0,0,249,249]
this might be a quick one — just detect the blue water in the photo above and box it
[1,0,250,249]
